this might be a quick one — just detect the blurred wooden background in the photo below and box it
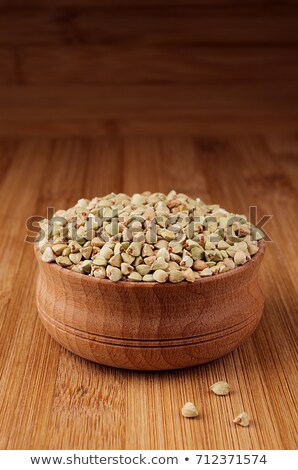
[0,0,297,136]
[0,0,297,451]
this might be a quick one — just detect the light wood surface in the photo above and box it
[0,137,297,449]
[0,0,297,450]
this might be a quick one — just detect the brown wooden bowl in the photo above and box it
[35,242,265,370]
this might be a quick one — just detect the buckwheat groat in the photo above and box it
[38,191,262,282]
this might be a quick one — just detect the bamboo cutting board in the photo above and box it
[0,136,297,450]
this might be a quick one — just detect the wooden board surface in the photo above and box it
[0,0,297,450]
[0,136,297,450]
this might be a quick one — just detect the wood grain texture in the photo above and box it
[13,46,298,85]
[0,2,297,135]
[1,5,298,47]
[0,84,297,138]
[0,137,297,449]
[35,243,265,370]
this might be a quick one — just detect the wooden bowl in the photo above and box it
[35,242,265,370]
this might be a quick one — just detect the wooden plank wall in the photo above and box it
[0,0,297,136]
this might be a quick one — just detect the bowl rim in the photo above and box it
[35,240,265,289]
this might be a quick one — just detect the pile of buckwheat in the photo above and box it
[37,191,263,283]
